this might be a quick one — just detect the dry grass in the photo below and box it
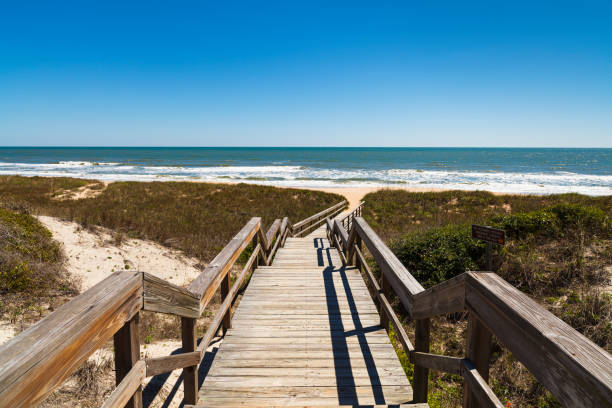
[0,176,345,261]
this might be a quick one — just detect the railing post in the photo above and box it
[354,236,362,269]
[380,272,390,330]
[221,272,232,333]
[181,317,198,405]
[463,311,492,408]
[252,234,261,266]
[113,312,142,408]
[413,318,430,403]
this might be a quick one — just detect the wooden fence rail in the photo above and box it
[291,200,346,237]
[0,201,344,408]
[327,214,612,407]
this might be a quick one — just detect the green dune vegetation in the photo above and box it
[362,189,611,407]
[0,175,344,327]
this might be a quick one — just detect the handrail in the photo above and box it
[0,271,143,407]
[0,199,342,408]
[327,215,612,407]
[291,200,346,237]
[341,201,364,231]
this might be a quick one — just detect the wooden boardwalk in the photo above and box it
[198,225,416,406]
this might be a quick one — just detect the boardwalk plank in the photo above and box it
[197,233,414,406]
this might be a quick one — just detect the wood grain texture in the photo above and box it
[145,352,201,378]
[142,272,200,318]
[411,273,466,319]
[188,217,260,310]
[198,233,413,406]
[101,360,145,408]
[196,244,261,356]
[410,352,462,376]
[461,359,504,408]
[463,310,492,408]
[114,312,142,408]
[466,272,612,407]
[353,217,424,316]
[0,271,142,408]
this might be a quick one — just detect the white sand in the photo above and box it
[37,216,203,291]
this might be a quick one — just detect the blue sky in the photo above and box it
[1,1,611,147]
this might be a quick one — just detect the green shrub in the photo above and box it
[492,204,610,240]
[549,204,609,236]
[390,224,485,288]
[492,210,558,239]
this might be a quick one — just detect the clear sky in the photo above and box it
[1,1,611,147]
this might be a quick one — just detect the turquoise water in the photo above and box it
[0,147,610,195]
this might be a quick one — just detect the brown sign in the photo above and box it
[472,225,505,245]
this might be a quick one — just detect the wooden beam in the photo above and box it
[221,272,232,333]
[463,310,493,408]
[465,272,612,407]
[292,201,346,230]
[411,273,466,319]
[101,360,146,408]
[354,218,424,316]
[265,219,281,250]
[410,352,462,376]
[181,317,198,405]
[145,352,201,378]
[461,359,504,408]
[188,217,260,311]
[196,244,261,357]
[142,272,200,318]
[0,271,142,408]
[413,318,430,403]
[113,312,142,408]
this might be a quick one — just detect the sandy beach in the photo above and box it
[304,186,451,211]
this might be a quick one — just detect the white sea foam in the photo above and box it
[0,161,610,195]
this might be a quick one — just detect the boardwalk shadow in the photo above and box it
[323,264,386,406]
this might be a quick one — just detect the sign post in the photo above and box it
[471,225,505,271]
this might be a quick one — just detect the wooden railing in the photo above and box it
[341,201,364,231]
[327,216,612,407]
[0,201,344,408]
[291,200,346,237]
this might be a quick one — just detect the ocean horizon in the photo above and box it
[1,146,611,196]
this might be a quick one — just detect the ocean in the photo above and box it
[0,147,610,195]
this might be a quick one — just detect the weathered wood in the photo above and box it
[333,218,349,251]
[188,217,260,310]
[294,205,346,237]
[265,218,281,249]
[0,271,142,408]
[380,272,391,330]
[461,359,504,408]
[101,360,146,408]
[145,351,201,377]
[354,217,424,316]
[380,292,414,353]
[463,309,492,408]
[465,272,612,407]
[142,272,200,318]
[411,273,466,319]
[410,352,462,376]
[198,229,413,406]
[413,318,430,403]
[181,317,198,405]
[114,312,142,408]
[221,271,232,333]
[292,200,346,230]
[196,244,260,356]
